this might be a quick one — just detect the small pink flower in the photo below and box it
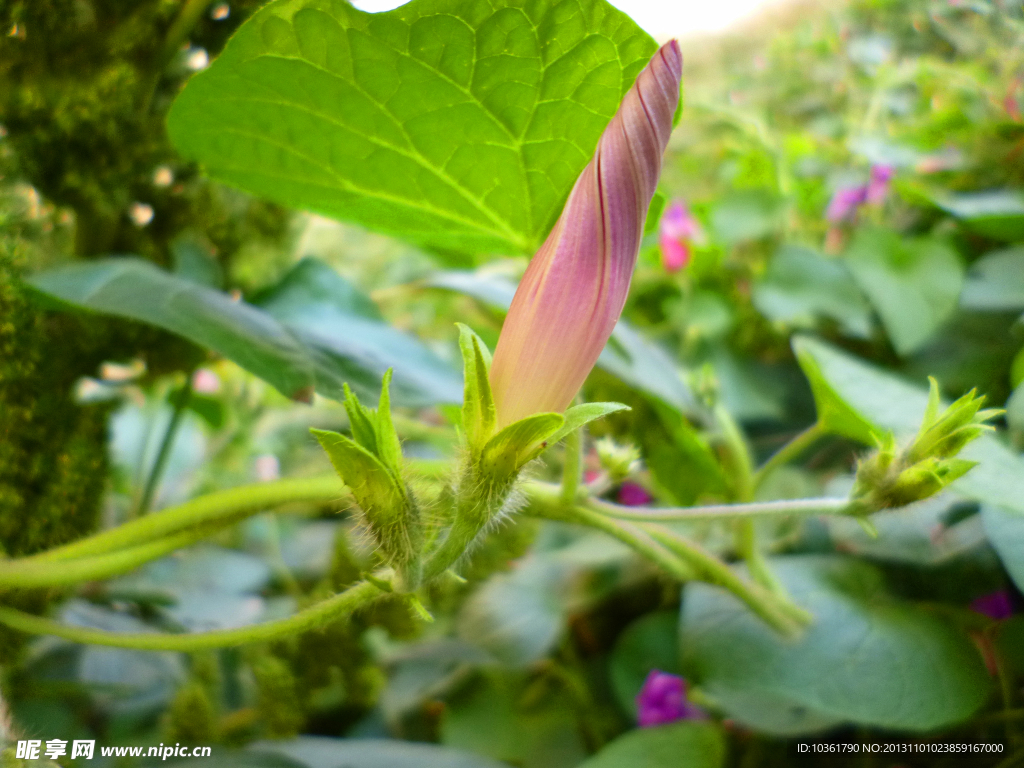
[254,454,280,482]
[191,368,221,394]
[659,201,700,272]
[971,590,1015,621]
[826,185,868,223]
[866,164,895,205]
[636,670,704,727]
[617,481,652,506]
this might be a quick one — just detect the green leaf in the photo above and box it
[644,191,667,237]
[481,412,564,475]
[934,190,1024,241]
[548,402,629,444]
[844,228,964,356]
[982,505,1024,591]
[960,246,1024,311]
[457,324,496,449]
[457,560,565,666]
[793,335,1024,513]
[609,611,681,719]
[28,258,460,406]
[166,0,658,257]
[28,258,315,401]
[310,428,406,531]
[576,723,725,768]
[752,244,873,338]
[681,555,991,734]
[252,736,509,768]
[253,258,462,405]
[709,189,784,245]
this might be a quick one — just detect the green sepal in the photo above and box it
[549,402,630,445]
[481,412,565,478]
[457,323,496,450]
[311,428,405,520]
[374,370,404,476]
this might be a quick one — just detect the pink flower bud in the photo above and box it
[826,185,868,223]
[489,42,683,428]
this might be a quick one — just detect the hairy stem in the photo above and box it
[586,496,851,522]
[561,428,583,507]
[27,476,344,563]
[644,525,809,636]
[0,579,383,651]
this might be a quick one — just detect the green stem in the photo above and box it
[28,476,344,563]
[552,504,696,582]
[0,530,207,588]
[159,0,216,67]
[752,423,826,491]
[0,580,383,651]
[587,496,850,522]
[644,525,809,636]
[137,375,196,516]
[713,403,755,503]
[561,428,583,508]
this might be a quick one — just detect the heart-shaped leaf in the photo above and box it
[681,555,991,734]
[576,722,725,768]
[167,0,658,258]
[844,228,964,356]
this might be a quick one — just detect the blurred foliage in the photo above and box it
[1,0,1024,766]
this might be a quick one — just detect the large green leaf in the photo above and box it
[253,258,462,404]
[28,258,315,401]
[844,228,964,356]
[752,244,873,338]
[251,736,510,768]
[575,723,725,768]
[960,246,1024,311]
[793,335,1024,513]
[934,190,1024,242]
[680,555,991,734]
[28,258,460,406]
[167,0,658,257]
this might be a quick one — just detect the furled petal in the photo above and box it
[489,41,683,428]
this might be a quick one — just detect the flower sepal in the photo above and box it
[848,378,1000,514]
[311,370,422,582]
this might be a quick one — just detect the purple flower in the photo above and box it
[971,590,1015,621]
[636,670,704,727]
[618,481,653,506]
[826,185,868,223]
[659,201,701,272]
[866,164,895,205]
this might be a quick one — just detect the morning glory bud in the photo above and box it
[488,41,683,428]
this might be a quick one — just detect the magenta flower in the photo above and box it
[618,481,653,506]
[826,185,868,223]
[826,165,895,223]
[866,164,895,205]
[636,670,704,727]
[971,590,1015,621]
[489,42,683,428]
[659,201,700,272]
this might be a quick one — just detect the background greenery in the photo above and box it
[1,0,1024,765]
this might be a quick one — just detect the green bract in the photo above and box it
[167,0,658,258]
[312,371,422,577]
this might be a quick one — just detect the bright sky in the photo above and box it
[350,0,776,40]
